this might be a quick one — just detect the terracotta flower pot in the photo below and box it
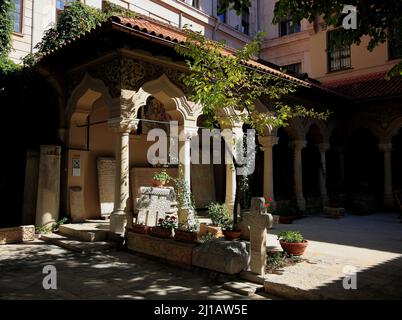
[132,224,150,234]
[223,229,242,240]
[279,215,295,224]
[152,179,165,187]
[150,226,172,238]
[174,229,198,243]
[279,240,308,256]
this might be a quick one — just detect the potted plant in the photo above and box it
[274,203,297,224]
[132,222,150,234]
[174,222,199,243]
[150,215,177,238]
[207,202,229,237]
[277,230,308,256]
[222,220,242,240]
[152,170,170,187]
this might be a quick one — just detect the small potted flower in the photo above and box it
[132,221,150,234]
[174,222,199,243]
[152,170,170,187]
[150,215,177,238]
[277,230,308,256]
[222,220,242,240]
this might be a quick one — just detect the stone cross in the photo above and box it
[134,186,177,227]
[242,197,273,276]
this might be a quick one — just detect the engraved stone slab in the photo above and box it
[97,157,115,216]
[0,225,35,245]
[191,163,216,208]
[135,186,178,226]
[69,186,86,222]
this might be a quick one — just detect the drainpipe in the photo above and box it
[179,11,183,28]
[256,0,261,32]
[30,0,35,53]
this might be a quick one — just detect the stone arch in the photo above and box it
[132,74,198,125]
[66,73,113,121]
[302,119,329,142]
[383,116,402,141]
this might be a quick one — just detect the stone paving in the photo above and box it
[0,240,271,300]
[265,212,402,299]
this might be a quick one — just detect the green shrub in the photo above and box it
[277,230,304,243]
[207,202,229,227]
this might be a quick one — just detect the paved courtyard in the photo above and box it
[266,212,402,299]
[0,241,270,300]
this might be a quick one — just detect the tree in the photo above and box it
[174,28,328,134]
[273,0,402,78]
[218,0,402,78]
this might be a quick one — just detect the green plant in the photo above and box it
[35,217,68,234]
[0,0,14,57]
[157,215,177,230]
[277,231,304,243]
[152,170,170,184]
[266,251,302,272]
[52,217,68,231]
[207,202,230,227]
[199,232,216,243]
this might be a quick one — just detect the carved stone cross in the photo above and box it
[242,197,273,276]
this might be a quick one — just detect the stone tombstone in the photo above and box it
[135,186,178,226]
[191,163,216,208]
[242,197,273,276]
[35,145,61,228]
[97,157,115,217]
[22,150,39,225]
[69,186,86,222]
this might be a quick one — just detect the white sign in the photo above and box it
[72,158,81,177]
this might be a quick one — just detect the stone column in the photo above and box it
[108,118,137,234]
[259,136,279,209]
[35,145,61,228]
[22,150,39,225]
[378,142,394,208]
[179,126,198,188]
[222,127,243,217]
[318,143,330,206]
[293,140,306,211]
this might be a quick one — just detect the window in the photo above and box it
[12,0,23,33]
[56,0,74,18]
[283,63,302,74]
[389,26,402,60]
[327,29,351,72]
[181,0,200,9]
[279,16,301,36]
[217,0,227,24]
[241,11,250,35]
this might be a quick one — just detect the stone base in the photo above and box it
[324,207,346,219]
[58,221,109,242]
[0,225,35,245]
[127,231,196,266]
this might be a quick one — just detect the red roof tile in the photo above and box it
[323,71,402,100]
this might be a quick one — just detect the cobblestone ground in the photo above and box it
[0,241,270,300]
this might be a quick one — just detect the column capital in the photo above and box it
[378,142,393,152]
[108,117,139,133]
[318,143,330,152]
[259,135,279,149]
[292,140,307,151]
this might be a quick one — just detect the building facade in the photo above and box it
[3,1,402,230]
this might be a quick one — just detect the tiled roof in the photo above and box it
[40,13,344,97]
[323,71,402,100]
[110,15,342,95]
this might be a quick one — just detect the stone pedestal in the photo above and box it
[0,225,35,244]
[35,145,61,228]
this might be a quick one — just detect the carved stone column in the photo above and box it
[293,140,306,211]
[378,142,394,208]
[318,143,330,206]
[179,126,198,188]
[108,118,138,234]
[222,127,243,217]
[259,136,279,209]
